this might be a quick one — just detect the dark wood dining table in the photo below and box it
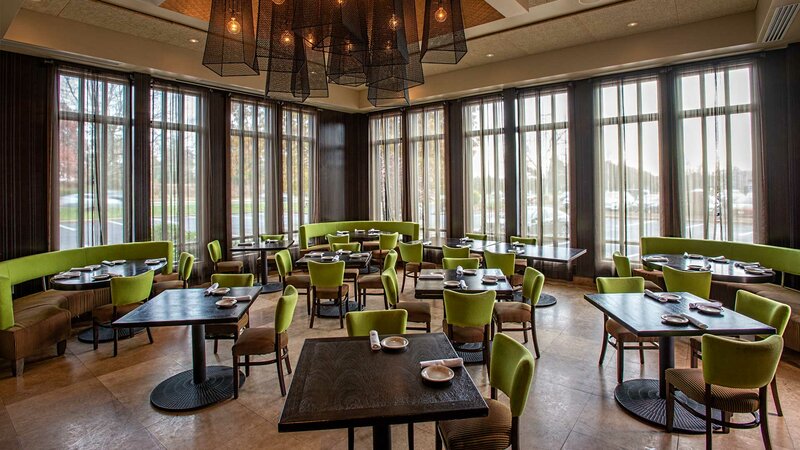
[584,291,774,433]
[414,268,514,300]
[641,253,776,283]
[295,251,373,269]
[113,286,261,411]
[278,333,488,450]
[230,239,295,293]
[422,237,498,253]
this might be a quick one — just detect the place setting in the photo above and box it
[419,357,464,385]
[368,330,409,353]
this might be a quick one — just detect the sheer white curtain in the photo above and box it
[408,106,447,239]
[463,96,505,240]
[53,68,131,249]
[281,105,318,241]
[369,112,404,222]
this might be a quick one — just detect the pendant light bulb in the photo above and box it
[389,14,400,31]
[281,30,293,45]
[434,5,448,23]
[272,0,285,4]
[226,15,241,35]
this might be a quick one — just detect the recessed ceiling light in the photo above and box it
[189,38,200,43]
[627,22,639,28]
[486,53,494,58]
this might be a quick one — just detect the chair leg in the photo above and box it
[598,327,609,365]
[348,427,355,450]
[306,291,311,316]
[383,293,389,310]
[616,341,624,384]
[113,328,119,357]
[435,422,442,450]
[277,352,287,397]
[760,387,772,450]
[407,423,414,450]
[531,320,540,359]
[213,338,219,354]
[705,385,713,450]
[310,297,317,329]
[339,298,344,329]
[57,340,67,356]
[245,355,250,377]
[426,322,431,333]
[284,349,293,374]
[233,356,239,399]
[93,322,99,350]
[665,384,675,432]
[638,342,645,365]
[690,340,700,368]
[11,359,24,377]
[771,376,783,417]
[146,327,154,344]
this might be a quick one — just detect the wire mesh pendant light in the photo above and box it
[327,36,367,86]
[203,0,259,76]
[421,0,467,64]
[293,0,366,52]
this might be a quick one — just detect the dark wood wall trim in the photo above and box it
[132,73,152,242]
[319,109,348,222]
[447,100,464,236]
[570,79,597,277]
[207,90,229,262]
[502,88,519,238]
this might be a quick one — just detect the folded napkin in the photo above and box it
[734,261,760,268]
[368,228,379,233]
[681,313,708,330]
[456,265,464,276]
[460,280,467,289]
[645,256,669,262]
[336,230,349,235]
[53,272,81,280]
[420,357,464,369]
[354,229,365,233]
[644,289,667,302]
[707,255,727,262]
[422,241,432,245]
[144,258,166,264]
[689,300,723,309]
[102,260,115,266]
[460,237,473,242]
[204,282,220,296]
[369,330,381,351]
[223,295,251,302]
[419,272,445,280]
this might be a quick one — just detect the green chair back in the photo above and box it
[383,249,398,271]
[398,241,423,264]
[443,290,496,328]
[260,234,284,241]
[211,273,255,288]
[596,276,645,294]
[177,252,195,282]
[612,251,632,278]
[662,266,711,299]
[275,249,293,279]
[466,233,488,240]
[207,240,223,263]
[332,242,361,252]
[379,232,399,251]
[346,309,407,337]
[522,267,545,306]
[510,236,537,245]
[703,334,783,389]
[381,267,400,307]
[442,245,469,259]
[484,250,515,276]
[275,285,299,334]
[735,290,791,336]
[442,257,480,270]
[111,270,155,307]
[491,333,535,417]
[308,260,345,289]
[326,234,350,245]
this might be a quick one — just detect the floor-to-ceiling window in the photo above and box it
[408,105,447,239]
[230,97,276,244]
[597,76,661,259]
[150,84,206,259]
[369,112,404,221]
[518,88,570,246]
[55,68,131,249]
[677,62,757,242]
[281,105,317,240]
[463,96,505,240]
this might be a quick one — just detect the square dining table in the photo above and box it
[422,237,498,254]
[584,291,775,433]
[229,239,295,293]
[295,251,373,269]
[113,286,261,411]
[414,268,514,300]
[278,333,488,449]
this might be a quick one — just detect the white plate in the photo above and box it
[661,314,689,326]
[745,267,765,275]
[112,259,126,264]
[481,276,498,285]
[696,304,724,315]
[337,250,352,254]
[213,287,231,295]
[92,274,111,281]
[659,293,682,302]
[421,365,455,383]
[443,280,461,287]
[461,269,477,276]
[687,264,709,271]
[321,256,336,261]
[380,336,409,350]
[216,298,238,308]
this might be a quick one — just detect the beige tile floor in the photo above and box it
[1,275,799,449]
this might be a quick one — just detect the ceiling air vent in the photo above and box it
[763,3,800,42]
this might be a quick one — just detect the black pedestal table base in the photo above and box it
[150,366,245,411]
[77,325,144,343]
[615,379,715,434]
[536,293,557,308]
[454,343,484,364]
[260,281,283,294]
[317,299,362,318]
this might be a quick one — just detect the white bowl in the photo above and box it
[421,365,455,383]
[216,298,238,308]
[213,287,231,295]
[380,336,409,350]
[443,280,461,287]
[482,275,498,284]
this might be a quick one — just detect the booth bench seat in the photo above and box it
[634,237,800,351]
[298,221,420,253]
[0,241,173,376]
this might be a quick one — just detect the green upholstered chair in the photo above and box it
[443,290,496,371]
[510,236,536,272]
[398,241,436,292]
[358,250,398,310]
[206,273,255,353]
[372,232,400,267]
[484,250,523,286]
[596,276,658,383]
[207,240,244,274]
[612,251,661,292]
[332,242,362,305]
[345,309,407,337]
[662,265,712,299]
[493,267,543,358]
[666,335,783,449]
[442,257,480,270]
[442,245,470,259]
[232,285,298,398]
[93,270,155,356]
[436,333,535,450]
[326,233,350,246]
[690,290,791,416]
[256,234,285,284]
[308,260,349,329]
[465,232,488,240]
[275,249,311,315]
[152,252,195,295]
[382,264,432,332]
[332,242,361,252]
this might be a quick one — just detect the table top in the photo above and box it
[278,333,488,432]
[486,242,587,263]
[641,253,775,283]
[296,251,373,269]
[414,268,514,299]
[422,237,498,253]
[50,259,167,291]
[230,239,295,252]
[330,230,386,241]
[584,292,775,338]
[112,287,261,328]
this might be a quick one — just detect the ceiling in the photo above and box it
[3,0,794,111]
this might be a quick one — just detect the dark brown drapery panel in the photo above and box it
[132,72,152,242]
[658,68,681,238]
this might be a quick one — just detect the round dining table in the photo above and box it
[640,253,775,284]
